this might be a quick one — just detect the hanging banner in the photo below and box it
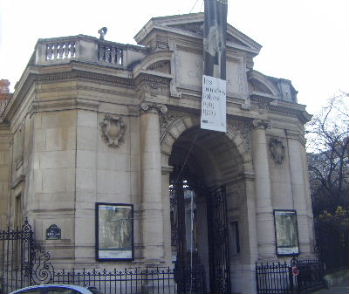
[201,0,228,132]
[201,75,226,132]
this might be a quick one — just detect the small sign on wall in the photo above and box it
[46,224,61,240]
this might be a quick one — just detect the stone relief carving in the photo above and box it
[160,111,186,142]
[100,114,126,148]
[269,137,286,164]
[135,75,170,97]
[228,119,253,153]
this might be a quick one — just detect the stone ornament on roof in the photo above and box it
[100,114,126,148]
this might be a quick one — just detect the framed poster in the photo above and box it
[273,209,300,256]
[96,203,134,261]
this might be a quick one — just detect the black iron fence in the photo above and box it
[0,220,207,294]
[1,265,207,294]
[0,220,34,294]
[256,259,326,294]
[51,267,176,294]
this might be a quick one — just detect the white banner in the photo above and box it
[201,75,226,132]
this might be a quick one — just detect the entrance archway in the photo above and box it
[166,125,246,293]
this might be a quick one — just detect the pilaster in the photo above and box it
[140,102,167,263]
[286,130,314,256]
[252,119,275,259]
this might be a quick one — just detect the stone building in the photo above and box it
[0,13,314,293]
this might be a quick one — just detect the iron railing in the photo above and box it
[2,266,207,294]
[256,259,326,294]
[0,220,206,294]
[52,267,177,294]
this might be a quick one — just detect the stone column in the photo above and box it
[286,130,314,255]
[252,119,275,258]
[140,102,167,263]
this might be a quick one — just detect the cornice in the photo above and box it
[2,67,134,121]
[30,97,100,114]
[250,95,311,124]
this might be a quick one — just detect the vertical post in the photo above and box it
[252,120,275,258]
[203,0,228,79]
[175,179,187,293]
[140,103,167,263]
[286,130,313,256]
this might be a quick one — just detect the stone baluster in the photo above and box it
[140,102,167,263]
[252,119,275,258]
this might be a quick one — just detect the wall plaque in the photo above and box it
[96,203,134,261]
[46,224,61,240]
[274,210,300,256]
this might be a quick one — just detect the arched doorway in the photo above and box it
[167,126,245,294]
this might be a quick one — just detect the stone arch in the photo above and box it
[161,114,253,174]
[133,51,172,75]
[248,70,279,97]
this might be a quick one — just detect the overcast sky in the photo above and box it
[0,0,348,114]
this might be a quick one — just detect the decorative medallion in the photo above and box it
[269,138,286,164]
[100,115,126,148]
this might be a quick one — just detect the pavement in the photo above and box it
[311,285,349,294]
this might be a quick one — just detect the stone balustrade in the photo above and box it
[34,35,147,68]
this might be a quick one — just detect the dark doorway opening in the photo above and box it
[169,128,231,294]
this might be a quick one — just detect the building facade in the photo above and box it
[0,13,315,293]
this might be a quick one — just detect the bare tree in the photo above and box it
[306,92,349,269]
[307,92,349,214]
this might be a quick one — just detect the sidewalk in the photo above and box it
[311,285,349,294]
[311,268,349,294]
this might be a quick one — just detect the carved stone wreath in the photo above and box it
[100,115,126,148]
[269,137,285,164]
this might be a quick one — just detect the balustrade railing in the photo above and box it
[34,35,145,68]
[46,41,76,61]
[98,44,123,65]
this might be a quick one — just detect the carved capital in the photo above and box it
[140,103,168,115]
[100,114,126,148]
[252,119,270,130]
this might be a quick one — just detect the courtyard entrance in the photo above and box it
[169,127,237,294]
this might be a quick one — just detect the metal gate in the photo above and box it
[207,185,231,294]
[170,178,231,294]
[0,219,34,292]
[0,219,53,293]
[171,179,207,294]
